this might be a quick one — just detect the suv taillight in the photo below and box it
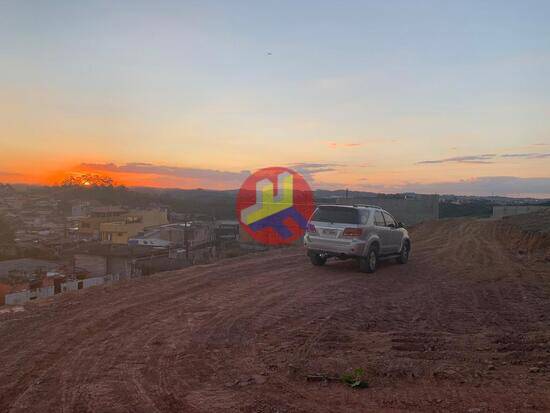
[343,227,362,237]
[307,223,317,233]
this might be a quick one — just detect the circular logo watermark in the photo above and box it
[237,166,315,245]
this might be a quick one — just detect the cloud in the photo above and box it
[360,176,550,197]
[78,162,351,189]
[288,162,341,172]
[0,171,22,177]
[326,142,362,149]
[418,152,550,164]
[500,153,550,159]
[532,142,549,146]
[417,154,496,164]
[287,162,342,184]
[78,162,250,188]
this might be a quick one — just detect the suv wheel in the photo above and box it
[397,241,410,264]
[359,245,378,273]
[309,253,327,266]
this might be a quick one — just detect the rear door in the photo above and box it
[310,206,360,240]
[382,211,402,253]
[373,210,392,254]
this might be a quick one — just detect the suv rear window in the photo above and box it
[311,206,359,224]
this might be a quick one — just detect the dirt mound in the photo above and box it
[500,209,550,261]
[0,219,549,412]
[502,207,550,234]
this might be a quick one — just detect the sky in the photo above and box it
[1,0,549,197]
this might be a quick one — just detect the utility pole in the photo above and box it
[184,215,190,262]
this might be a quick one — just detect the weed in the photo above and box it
[341,368,369,389]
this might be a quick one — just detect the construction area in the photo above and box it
[0,216,549,412]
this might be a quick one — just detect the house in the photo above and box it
[128,222,214,249]
[78,207,169,243]
[73,243,170,278]
[214,220,240,242]
[78,206,128,239]
[71,201,93,218]
[99,209,169,244]
[0,258,61,280]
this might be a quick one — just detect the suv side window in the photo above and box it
[383,212,396,228]
[360,210,369,224]
[374,211,385,226]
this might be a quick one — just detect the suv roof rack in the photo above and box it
[352,204,383,209]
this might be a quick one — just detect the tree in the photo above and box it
[61,174,114,188]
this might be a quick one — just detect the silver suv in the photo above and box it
[303,205,411,273]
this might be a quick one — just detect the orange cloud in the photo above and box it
[326,142,362,149]
[75,162,251,189]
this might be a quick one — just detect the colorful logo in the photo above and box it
[237,167,315,245]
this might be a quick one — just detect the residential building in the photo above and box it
[99,209,169,244]
[214,220,240,242]
[0,258,61,280]
[71,201,93,218]
[73,243,185,278]
[78,206,128,239]
[128,222,213,248]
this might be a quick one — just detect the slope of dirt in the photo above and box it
[0,219,549,412]
[502,208,550,234]
[500,209,550,262]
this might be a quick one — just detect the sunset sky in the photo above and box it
[1,1,549,197]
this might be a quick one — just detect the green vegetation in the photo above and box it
[52,184,238,219]
[340,368,369,389]
[439,200,493,219]
[56,184,154,208]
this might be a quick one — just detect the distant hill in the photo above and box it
[5,183,549,221]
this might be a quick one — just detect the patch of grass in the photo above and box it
[341,368,369,389]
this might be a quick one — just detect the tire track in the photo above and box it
[0,219,549,412]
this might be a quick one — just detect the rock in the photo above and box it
[234,374,268,386]
[251,374,267,384]
[306,374,326,382]
[529,367,540,373]
[487,364,495,371]
[434,368,457,379]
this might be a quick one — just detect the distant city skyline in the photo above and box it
[1,1,549,197]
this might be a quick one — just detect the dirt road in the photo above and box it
[1,219,549,412]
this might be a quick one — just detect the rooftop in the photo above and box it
[0,258,60,277]
[91,206,128,213]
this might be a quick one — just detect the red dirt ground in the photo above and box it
[0,219,549,412]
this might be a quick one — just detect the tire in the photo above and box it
[397,241,410,264]
[309,253,327,266]
[359,245,378,273]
